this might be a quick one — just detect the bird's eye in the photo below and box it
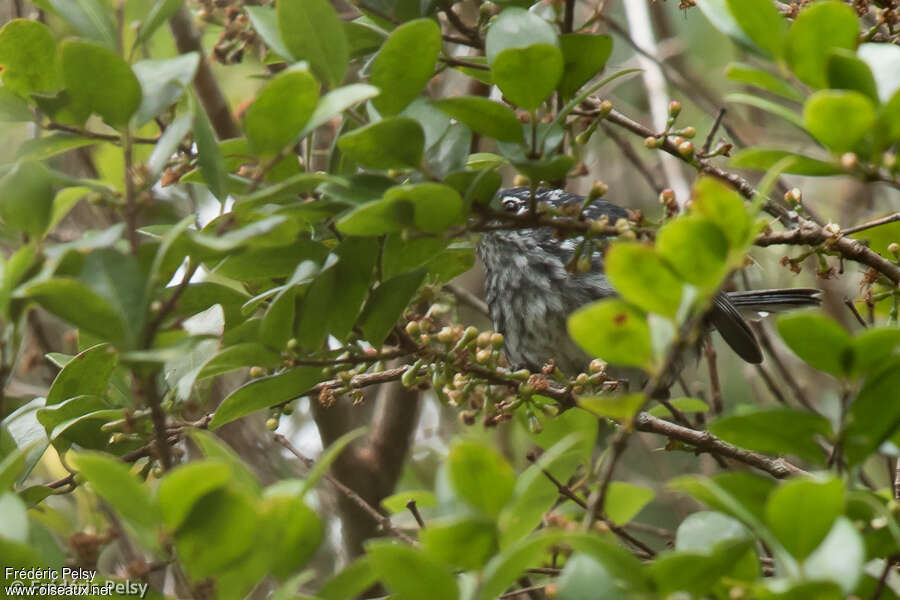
[502,198,519,212]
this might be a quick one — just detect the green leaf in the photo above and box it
[196,343,282,380]
[277,0,349,87]
[566,534,653,594]
[157,460,231,530]
[46,343,116,406]
[210,366,324,429]
[447,439,515,518]
[785,1,858,89]
[0,87,32,122]
[485,8,557,63]
[245,69,319,155]
[492,44,563,111]
[578,393,645,423]
[694,0,753,49]
[59,40,142,128]
[345,20,385,58]
[366,541,458,600]
[381,490,437,514]
[647,396,709,418]
[337,117,425,169]
[370,19,440,117]
[15,133,100,162]
[729,148,843,176]
[708,407,833,464]
[803,90,876,153]
[651,539,754,596]
[826,48,879,103]
[558,33,612,99]
[725,92,804,129]
[0,19,59,96]
[175,486,258,578]
[605,243,683,318]
[192,93,228,201]
[148,113,191,179]
[765,477,843,560]
[319,558,377,600]
[690,177,752,250]
[0,161,54,236]
[568,299,653,370]
[803,516,864,595]
[776,312,853,377]
[512,154,575,183]
[259,493,324,579]
[0,492,28,542]
[358,268,426,346]
[301,83,380,138]
[851,326,900,376]
[136,0,184,46]
[421,517,497,570]
[843,358,900,466]
[71,452,161,533]
[725,0,786,58]
[42,0,116,49]
[246,6,294,61]
[656,217,729,291]
[605,482,654,526]
[432,96,522,143]
[347,182,463,234]
[725,62,802,102]
[188,429,261,497]
[878,89,900,147]
[478,530,565,600]
[132,53,199,127]
[20,279,126,344]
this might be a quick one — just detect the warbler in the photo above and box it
[476,187,820,377]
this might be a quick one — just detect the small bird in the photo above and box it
[476,187,820,378]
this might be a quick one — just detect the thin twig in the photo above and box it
[45,122,159,144]
[702,108,726,156]
[840,212,900,236]
[406,500,426,529]
[273,433,417,545]
[599,123,664,194]
[704,338,723,415]
[844,298,869,328]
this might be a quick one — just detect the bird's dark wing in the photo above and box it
[580,198,630,223]
[709,294,763,364]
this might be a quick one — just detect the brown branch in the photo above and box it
[839,212,900,236]
[704,338,723,415]
[168,7,239,139]
[634,413,807,478]
[436,0,483,48]
[44,122,158,144]
[599,123,664,195]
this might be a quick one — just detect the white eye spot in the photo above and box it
[502,197,520,212]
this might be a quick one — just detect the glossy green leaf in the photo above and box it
[729,148,842,176]
[785,1,858,89]
[359,268,427,346]
[433,96,522,143]
[708,407,832,464]
[843,358,900,466]
[650,539,754,596]
[765,477,843,560]
[210,366,324,429]
[192,93,227,202]
[568,299,653,370]
[366,541,458,600]
[605,242,682,318]
[15,133,99,162]
[132,53,198,127]
[725,92,804,129]
[725,62,802,101]
[803,90,875,153]
[20,279,126,344]
[689,177,753,250]
[299,427,367,498]
[512,154,575,183]
[725,0,785,57]
[421,517,497,570]
[301,83,380,138]
[277,0,349,87]
[245,69,319,155]
[477,530,564,600]
[851,327,900,376]
[71,452,160,532]
[60,40,141,128]
[259,494,323,579]
[175,487,258,578]
[136,0,183,46]
[381,490,437,514]
[0,19,59,96]
[345,20,385,58]
[46,343,116,406]
[695,0,753,49]
[337,117,424,169]
[188,429,261,497]
[657,216,729,291]
[776,312,853,377]
[647,396,709,418]
[558,33,612,98]
[0,161,54,236]
[245,6,293,61]
[826,49,879,102]
[319,558,377,600]
[0,87,32,121]
[157,460,231,530]
[555,554,630,600]
[447,439,515,517]
[371,19,440,116]
[41,0,116,48]
[485,8,557,62]
[605,482,654,526]
[492,44,563,111]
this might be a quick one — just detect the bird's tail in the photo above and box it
[724,288,822,314]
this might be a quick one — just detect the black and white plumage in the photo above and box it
[476,187,821,376]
